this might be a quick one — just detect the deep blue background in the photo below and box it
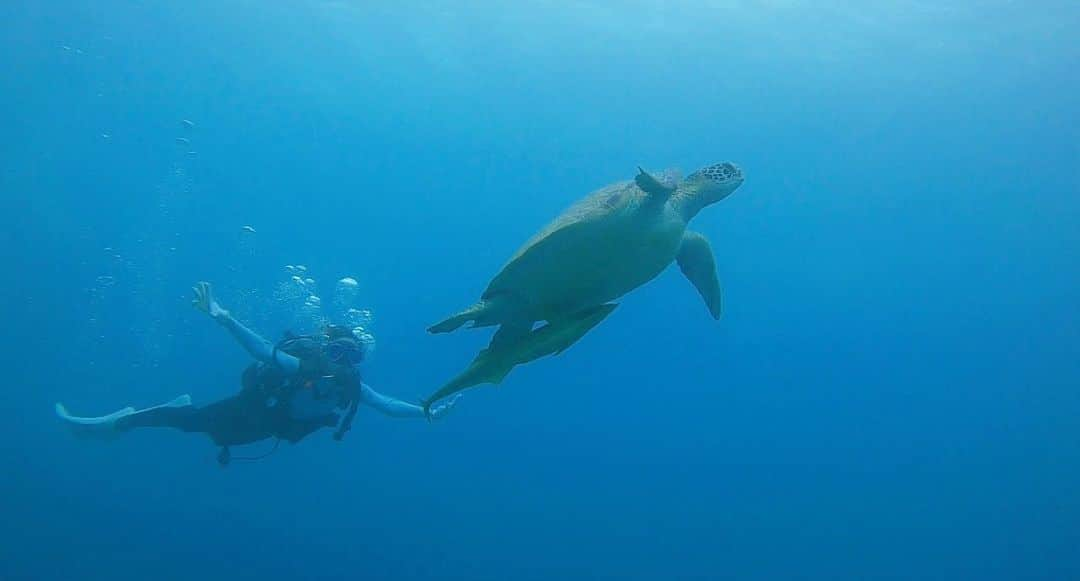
[3,1,1078,579]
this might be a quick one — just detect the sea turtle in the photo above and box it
[425,161,744,405]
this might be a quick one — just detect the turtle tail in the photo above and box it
[428,301,488,334]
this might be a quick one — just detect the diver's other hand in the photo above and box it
[428,394,462,420]
[191,281,229,321]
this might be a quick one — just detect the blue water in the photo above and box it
[4,2,1079,579]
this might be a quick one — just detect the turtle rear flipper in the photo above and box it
[428,309,474,334]
[428,293,523,334]
[422,303,618,409]
[428,300,493,333]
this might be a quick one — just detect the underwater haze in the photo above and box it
[3,1,1079,579]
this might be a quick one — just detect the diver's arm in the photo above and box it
[191,281,300,374]
[359,383,426,418]
[217,314,301,373]
[359,383,461,420]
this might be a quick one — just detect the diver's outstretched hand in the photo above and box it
[428,394,462,421]
[191,281,230,321]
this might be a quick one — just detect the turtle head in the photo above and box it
[678,161,744,220]
[688,162,744,203]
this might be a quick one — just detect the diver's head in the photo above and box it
[323,325,365,365]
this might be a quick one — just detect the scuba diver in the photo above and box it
[56,281,459,465]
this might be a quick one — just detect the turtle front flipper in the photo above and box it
[635,166,676,199]
[676,231,722,319]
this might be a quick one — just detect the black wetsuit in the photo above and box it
[115,388,338,446]
[116,361,350,448]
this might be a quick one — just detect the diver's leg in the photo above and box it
[58,393,278,466]
[113,393,249,433]
[118,393,278,450]
[115,402,211,433]
[195,394,277,447]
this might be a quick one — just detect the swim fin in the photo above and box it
[55,395,192,439]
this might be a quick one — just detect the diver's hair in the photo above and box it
[273,335,325,369]
[324,325,365,367]
[325,324,357,342]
